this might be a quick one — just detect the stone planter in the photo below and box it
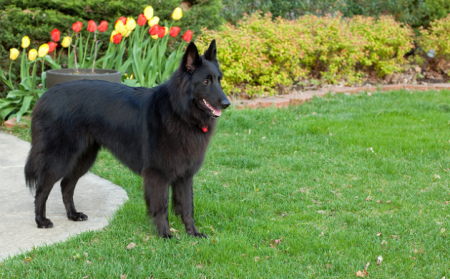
[45,68,122,89]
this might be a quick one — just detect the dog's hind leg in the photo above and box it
[60,142,100,222]
[142,168,172,238]
[172,175,207,238]
[34,173,59,228]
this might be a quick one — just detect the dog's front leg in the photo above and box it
[172,175,207,238]
[142,168,172,238]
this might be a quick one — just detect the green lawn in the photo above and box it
[1,90,449,278]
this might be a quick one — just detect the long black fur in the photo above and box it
[24,40,230,238]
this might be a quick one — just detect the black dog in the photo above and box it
[25,40,229,238]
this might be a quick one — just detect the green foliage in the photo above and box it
[414,0,450,29]
[349,15,415,76]
[221,0,450,31]
[419,14,450,75]
[221,0,312,22]
[336,0,449,31]
[0,52,60,122]
[61,21,187,88]
[0,0,222,80]
[338,0,421,28]
[0,0,221,50]
[199,13,302,97]
[115,24,187,88]
[197,13,414,97]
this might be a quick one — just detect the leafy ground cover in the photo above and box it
[1,89,449,278]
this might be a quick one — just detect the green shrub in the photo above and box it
[197,13,414,97]
[290,14,369,84]
[415,0,450,29]
[338,0,418,27]
[221,0,337,23]
[221,0,450,32]
[349,15,415,76]
[418,14,450,76]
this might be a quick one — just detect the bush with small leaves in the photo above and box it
[197,13,414,97]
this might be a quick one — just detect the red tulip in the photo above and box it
[47,42,58,53]
[87,20,97,32]
[149,24,159,36]
[182,30,193,42]
[51,28,60,42]
[158,26,166,38]
[169,26,180,37]
[98,20,108,32]
[137,13,147,26]
[72,21,83,33]
[112,33,122,44]
[115,16,127,26]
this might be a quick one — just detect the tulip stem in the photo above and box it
[92,31,98,74]
[20,49,27,81]
[8,61,13,85]
[41,58,45,88]
[72,33,79,73]
[31,62,37,92]
[57,48,63,66]
[73,46,79,74]
[82,33,90,68]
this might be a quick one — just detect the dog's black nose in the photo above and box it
[220,99,230,109]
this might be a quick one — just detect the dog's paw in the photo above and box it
[187,228,208,238]
[161,233,173,239]
[36,216,53,228]
[68,212,88,222]
[193,232,208,238]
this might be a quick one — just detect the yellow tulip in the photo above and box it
[123,30,132,38]
[148,16,160,27]
[126,17,136,31]
[38,44,49,58]
[28,49,37,61]
[21,36,30,48]
[61,36,72,48]
[143,6,153,20]
[172,7,183,21]
[151,34,158,40]
[115,20,125,34]
[10,48,20,60]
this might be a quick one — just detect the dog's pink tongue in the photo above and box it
[213,108,222,117]
[204,99,222,117]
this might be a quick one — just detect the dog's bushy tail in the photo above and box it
[25,154,38,191]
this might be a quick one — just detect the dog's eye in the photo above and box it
[203,79,209,85]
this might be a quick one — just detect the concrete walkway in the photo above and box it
[0,132,128,261]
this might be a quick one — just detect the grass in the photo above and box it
[1,89,449,278]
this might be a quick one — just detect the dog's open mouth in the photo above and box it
[201,99,222,118]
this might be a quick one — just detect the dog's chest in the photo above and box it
[158,129,210,176]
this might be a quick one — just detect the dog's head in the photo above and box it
[182,39,230,118]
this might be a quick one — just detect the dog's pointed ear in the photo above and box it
[183,42,202,73]
[204,39,217,61]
